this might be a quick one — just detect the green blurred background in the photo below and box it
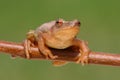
[0,0,120,80]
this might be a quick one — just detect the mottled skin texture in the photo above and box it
[24,19,90,65]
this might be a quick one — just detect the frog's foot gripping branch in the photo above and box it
[76,50,90,65]
[72,39,91,65]
[24,39,32,59]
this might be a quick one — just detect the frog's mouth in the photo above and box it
[53,26,80,40]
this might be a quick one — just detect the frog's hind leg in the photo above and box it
[24,30,36,59]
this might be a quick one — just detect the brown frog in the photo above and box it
[24,19,90,65]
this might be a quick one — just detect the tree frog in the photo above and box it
[24,19,90,65]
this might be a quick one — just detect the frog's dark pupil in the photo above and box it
[56,21,63,25]
[56,21,59,24]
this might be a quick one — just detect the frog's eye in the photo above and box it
[56,19,63,26]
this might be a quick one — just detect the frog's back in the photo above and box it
[35,21,55,33]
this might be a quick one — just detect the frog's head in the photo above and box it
[52,19,80,40]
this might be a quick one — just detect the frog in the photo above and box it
[24,19,90,65]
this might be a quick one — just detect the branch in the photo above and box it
[0,40,120,66]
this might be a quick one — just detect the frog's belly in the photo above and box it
[45,39,72,49]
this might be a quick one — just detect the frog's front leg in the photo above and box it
[73,39,90,65]
[37,34,58,59]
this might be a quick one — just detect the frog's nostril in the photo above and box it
[75,21,81,26]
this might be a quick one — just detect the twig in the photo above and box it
[0,40,120,66]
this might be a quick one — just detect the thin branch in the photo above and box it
[0,40,120,66]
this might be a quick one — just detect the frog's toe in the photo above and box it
[24,39,32,59]
[49,55,58,59]
[76,52,89,65]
